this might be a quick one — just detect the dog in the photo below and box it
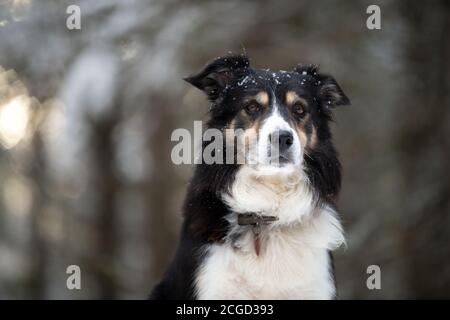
[150,53,350,299]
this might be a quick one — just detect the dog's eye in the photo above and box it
[244,102,262,115]
[292,102,306,118]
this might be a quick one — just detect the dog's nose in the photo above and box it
[278,130,293,150]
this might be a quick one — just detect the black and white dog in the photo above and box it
[151,54,350,299]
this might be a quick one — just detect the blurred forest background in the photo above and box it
[0,0,449,299]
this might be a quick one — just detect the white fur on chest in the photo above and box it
[194,166,345,300]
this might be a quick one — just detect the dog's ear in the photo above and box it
[294,64,350,108]
[316,74,351,108]
[184,54,250,101]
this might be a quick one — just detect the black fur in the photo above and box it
[150,54,349,299]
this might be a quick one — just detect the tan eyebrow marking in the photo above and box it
[309,125,318,148]
[286,91,308,106]
[255,91,269,105]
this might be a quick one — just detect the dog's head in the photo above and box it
[185,54,349,185]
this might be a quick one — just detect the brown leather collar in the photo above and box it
[237,213,278,227]
[237,213,278,256]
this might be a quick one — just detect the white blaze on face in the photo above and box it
[256,100,302,169]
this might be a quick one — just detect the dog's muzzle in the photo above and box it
[268,130,294,164]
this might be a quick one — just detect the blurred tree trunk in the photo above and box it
[29,131,48,299]
[398,0,450,298]
[89,113,120,299]
[145,97,179,285]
